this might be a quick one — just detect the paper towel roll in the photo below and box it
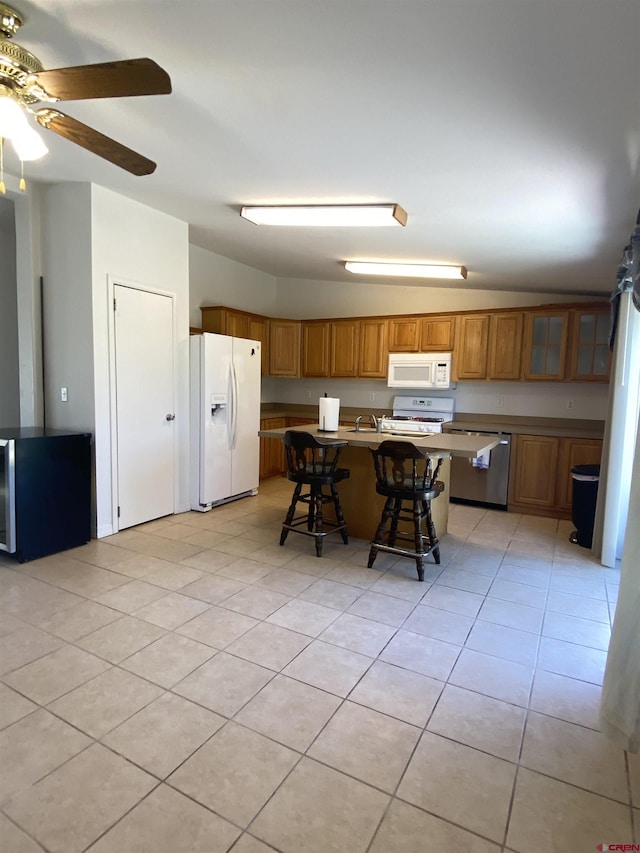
[319,397,340,431]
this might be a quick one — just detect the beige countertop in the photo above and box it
[258,423,500,459]
[260,405,605,440]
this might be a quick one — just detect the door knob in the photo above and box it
[166,413,176,421]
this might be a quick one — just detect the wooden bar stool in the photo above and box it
[368,440,444,581]
[280,431,350,557]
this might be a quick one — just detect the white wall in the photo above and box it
[274,277,603,319]
[270,376,609,421]
[1,173,45,429]
[41,184,95,435]
[92,186,190,535]
[41,183,190,537]
[0,198,20,427]
[189,244,277,327]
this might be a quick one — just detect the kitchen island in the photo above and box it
[258,423,500,540]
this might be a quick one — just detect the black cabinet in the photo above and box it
[1,429,91,562]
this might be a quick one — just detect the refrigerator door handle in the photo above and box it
[227,365,234,449]
[231,361,239,450]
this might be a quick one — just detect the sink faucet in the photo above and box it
[355,414,379,432]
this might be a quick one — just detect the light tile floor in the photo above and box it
[0,477,637,852]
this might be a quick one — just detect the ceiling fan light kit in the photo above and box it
[345,261,468,280]
[0,81,26,134]
[0,3,171,182]
[240,203,408,227]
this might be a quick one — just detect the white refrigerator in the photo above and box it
[190,333,261,511]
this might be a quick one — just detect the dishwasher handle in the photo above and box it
[446,429,511,447]
[447,428,511,444]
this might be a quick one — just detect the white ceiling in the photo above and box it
[11,0,640,295]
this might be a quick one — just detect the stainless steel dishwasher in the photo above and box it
[445,428,512,510]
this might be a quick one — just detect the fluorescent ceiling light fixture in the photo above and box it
[345,261,467,280]
[240,204,407,227]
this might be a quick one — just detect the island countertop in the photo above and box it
[258,423,500,458]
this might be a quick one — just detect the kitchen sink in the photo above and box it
[346,427,379,433]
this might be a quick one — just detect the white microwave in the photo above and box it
[387,352,452,389]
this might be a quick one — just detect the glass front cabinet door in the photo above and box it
[569,308,611,381]
[522,310,569,380]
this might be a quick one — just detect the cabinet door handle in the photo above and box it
[166,413,176,421]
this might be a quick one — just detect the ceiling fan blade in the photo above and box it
[35,109,156,176]
[28,58,171,102]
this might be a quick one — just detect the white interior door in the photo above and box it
[114,284,175,529]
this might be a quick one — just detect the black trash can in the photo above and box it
[570,464,600,548]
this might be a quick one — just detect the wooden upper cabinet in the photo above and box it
[200,301,608,386]
[301,321,330,377]
[568,307,611,382]
[226,312,250,338]
[487,312,524,380]
[330,320,360,377]
[201,306,250,338]
[359,318,388,378]
[454,314,490,380]
[201,307,270,375]
[248,316,270,376]
[420,315,455,351]
[200,306,227,333]
[522,310,569,380]
[388,317,420,352]
[269,320,301,377]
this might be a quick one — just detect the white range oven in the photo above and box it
[379,396,455,435]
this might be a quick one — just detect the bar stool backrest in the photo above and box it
[283,431,348,480]
[370,440,439,494]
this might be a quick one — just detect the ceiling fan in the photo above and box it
[0,2,171,175]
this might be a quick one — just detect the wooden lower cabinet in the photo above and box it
[556,438,603,512]
[259,418,286,479]
[510,434,602,517]
[511,435,559,510]
[259,417,316,479]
